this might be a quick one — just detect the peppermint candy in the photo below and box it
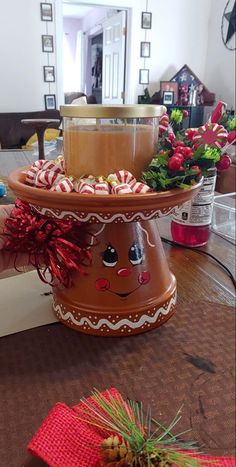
[115,170,136,184]
[159,113,169,134]
[32,160,46,170]
[112,183,133,195]
[25,166,40,186]
[35,170,64,188]
[94,181,110,195]
[74,181,95,194]
[193,123,228,149]
[130,181,153,193]
[51,177,74,193]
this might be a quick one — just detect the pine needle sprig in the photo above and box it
[75,389,217,466]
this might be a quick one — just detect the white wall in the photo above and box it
[0,0,234,112]
[0,0,57,112]
[204,0,235,108]
[141,0,212,98]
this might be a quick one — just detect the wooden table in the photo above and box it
[0,195,235,465]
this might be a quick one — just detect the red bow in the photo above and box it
[2,199,93,288]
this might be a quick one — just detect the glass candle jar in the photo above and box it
[60,105,165,179]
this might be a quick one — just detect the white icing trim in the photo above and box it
[53,292,176,331]
[137,223,155,247]
[31,206,175,223]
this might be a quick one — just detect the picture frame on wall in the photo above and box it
[139,69,149,85]
[141,12,152,29]
[42,35,54,53]
[43,66,55,82]
[160,81,179,104]
[44,94,56,110]
[140,41,151,58]
[40,3,53,21]
[163,91,174,105]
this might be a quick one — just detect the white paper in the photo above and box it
[0,271,57,337]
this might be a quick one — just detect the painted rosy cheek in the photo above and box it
[138,271,150,285]
[95,278,110,291]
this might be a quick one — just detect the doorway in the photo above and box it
[62,2,127,104]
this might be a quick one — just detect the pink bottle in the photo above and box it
[171,170,216,247]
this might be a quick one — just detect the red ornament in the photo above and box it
[216,154,232,171]
[183,110,189,118]
[193,123,228,149]
[168,156,183,171]
[2,200,93,287]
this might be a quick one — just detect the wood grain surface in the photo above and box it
[0,160,235,466]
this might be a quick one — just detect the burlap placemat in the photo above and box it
[0,299,235,466]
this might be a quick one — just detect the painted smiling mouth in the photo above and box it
[110,285,141,299]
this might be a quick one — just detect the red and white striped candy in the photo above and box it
[115,170,136,184]
[130,181,153,193]
[79,182,95,194]
[25,166,40,186]
[32,160,46,170]
[94,181,110,195]
[159,113,169,134]
[35,170,65,188]
[34,159,64,173]
[112,183,133,195]
[54,160,65,173]
[74,181,95,194]
[193,123,228,149]
[51,177,74,192]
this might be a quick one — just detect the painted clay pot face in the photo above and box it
[54,220,177,336]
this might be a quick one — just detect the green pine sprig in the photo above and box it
[75,389,216,466]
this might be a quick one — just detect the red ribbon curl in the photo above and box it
[2,199,93,288]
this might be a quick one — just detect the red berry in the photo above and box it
[168,132,175,142]
[173,152,184,163]
[191,165,202,176]
[168,156,183,171]
[183,110,189,118]
[227,130,236,145]
[182,147,194,159]
[216,154,231,170]
[174,146,185,154]
[173,140,185,148]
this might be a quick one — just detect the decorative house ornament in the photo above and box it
[170,64,215,106]
[221,0,236,50]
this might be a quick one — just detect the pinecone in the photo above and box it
[100,436,173,467]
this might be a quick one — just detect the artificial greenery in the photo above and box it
[76,389,214,467]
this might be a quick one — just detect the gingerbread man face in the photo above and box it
[67,221,165,309]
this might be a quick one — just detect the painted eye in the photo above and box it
[102,244,118,267]
[129,243,143,265]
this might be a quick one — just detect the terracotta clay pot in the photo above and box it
[8,168,202,336]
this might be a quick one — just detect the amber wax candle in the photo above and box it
[60,105,166,179]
